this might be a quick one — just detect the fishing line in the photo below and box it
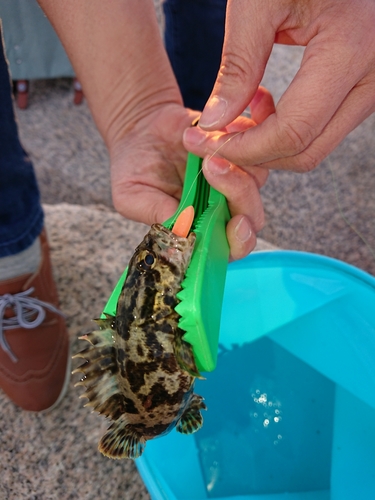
[173,126,375,266]
[328,159,375,262]
[170,129,245,227]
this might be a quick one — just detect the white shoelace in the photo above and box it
[0,288,65,363]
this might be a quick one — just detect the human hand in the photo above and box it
[109,93,274,260]
[109,104,197,226]
[40,0,273,259]
[184,0,375,173]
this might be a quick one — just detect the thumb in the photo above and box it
[198,0,276,131]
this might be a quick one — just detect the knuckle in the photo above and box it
[246,167,269,189]
[294,158,318,174]
[292,149,323,173]
[218,50,250,86]
[276,118,315,156]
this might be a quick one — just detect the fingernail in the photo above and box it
[203,156,230,175]
[234,216,252,243]
[199,95,227,128]
[183,126,207,147]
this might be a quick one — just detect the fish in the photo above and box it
[73,219,206,459]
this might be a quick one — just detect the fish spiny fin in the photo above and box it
[176,394,207,435]
[174,331,203,379]
[72,315,121,418]
[99,419,146,460]
[93,313,116,331]
[75,314,115,349]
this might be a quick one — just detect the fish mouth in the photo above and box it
[150,223,196,267]
[152,223,195,248]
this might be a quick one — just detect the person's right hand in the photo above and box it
[184,0,375,173]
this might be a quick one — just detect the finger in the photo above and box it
[112,182,179,225]
[183,86,275,155]
[222,87,276,133]
[202,156,265,260]
[227,215,258,261]
[245,166,269,189]
[203,158,265,230]
[224,115,256,134]
[198,0,276,131]
[186,31,372,169]
[204,151,269,188]
[249,86,276,124]
[255,74,375,172]
[188,70,375,174]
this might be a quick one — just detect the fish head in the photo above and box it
[131,223,196,281]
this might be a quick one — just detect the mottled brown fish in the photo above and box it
[73,222,206,459]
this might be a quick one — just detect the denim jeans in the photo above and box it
[164,0,227,111]
[0,29,43,258]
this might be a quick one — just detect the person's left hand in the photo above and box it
[109,103,197,226]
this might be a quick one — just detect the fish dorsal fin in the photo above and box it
[174,331,203,379]
[99,418,146,459]
[73,315,122,419]
[176,394,207,434]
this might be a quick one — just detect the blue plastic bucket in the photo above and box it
[136,251,375,500]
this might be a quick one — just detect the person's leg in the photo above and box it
[0,29,44,259]
[163,0,227,111]
[0,27,70,412]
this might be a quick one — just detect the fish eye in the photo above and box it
[144,253,155,266]
[137,251,156,272]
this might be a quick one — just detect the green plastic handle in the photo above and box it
[102,153,230,372]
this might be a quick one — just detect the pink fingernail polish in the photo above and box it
[199,95,227,128]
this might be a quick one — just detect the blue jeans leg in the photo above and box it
[163,0,227,111]
[0,27,43,258]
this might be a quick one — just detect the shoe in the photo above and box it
[0,230,70,412]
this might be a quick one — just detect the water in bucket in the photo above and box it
[195,337,334,497]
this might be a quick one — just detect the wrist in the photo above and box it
[101,73,183,154]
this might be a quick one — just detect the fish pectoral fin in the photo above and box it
[176,394,207,435]
[99,419,146,460]
[73,323,121,419]
[175,334,203,379]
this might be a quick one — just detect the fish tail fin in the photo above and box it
[99,419,146,460]
[176,393,207,434]
[72,315,121,419]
